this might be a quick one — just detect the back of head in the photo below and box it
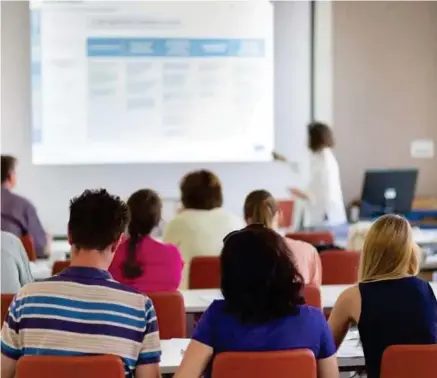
[243,190,278,228]
[180,169,223,210]
[68,189,128,252]
[1,155,17,185]
[308,122,334,152]
[221,225,304,324]
[359,214,419,282]
[124,189,162,278]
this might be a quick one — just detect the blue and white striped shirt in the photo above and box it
[1,267,161,376]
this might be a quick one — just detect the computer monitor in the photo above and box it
[359,169,418,219]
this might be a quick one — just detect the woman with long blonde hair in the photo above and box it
[328,214,437,378]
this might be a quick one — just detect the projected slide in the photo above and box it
[31,1,274,164]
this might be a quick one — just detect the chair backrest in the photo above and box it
[20,234,37,262]
[189,256,220,289]
[303,285,322,309]
[320,250,360,285]
[52,260,71,276]
[212,350,316,378]
[285,232,334,246]
[16,355,124,378]
[277,200,294,228]
[381,345,437,378]
[1,294,15,324]
[147,292,186,339]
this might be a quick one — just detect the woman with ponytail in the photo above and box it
[244,190,321,286]
[109,189,183,292]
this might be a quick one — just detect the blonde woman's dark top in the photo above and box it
[358,277,437,378]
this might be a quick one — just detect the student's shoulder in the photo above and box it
[298,304,326,319]
[1,231,23,252]
[409,276,436,296]
[150,237,181,255]
[8,191,35,210]
[204,299,226,319]
[335,285,360,311]
[216,209,244,228]
[286,238,317,254]
[164,212,192,229]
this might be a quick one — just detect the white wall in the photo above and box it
[1,1,312,235]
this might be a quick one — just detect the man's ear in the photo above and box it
[67,231,73,246]
[111,234,124,253]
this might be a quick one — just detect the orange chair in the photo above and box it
[277,200,294,228]
[52,260,71,276]
[147,292,186,339]
[189,256,220,289]
[303,285,322,309]
[16,355,124,378]
[381,345,437,378]
[320,250,360,285]
[20,234,37,262]
[212,350,316,378]
[285,232,334,246]
[1,294,15,324]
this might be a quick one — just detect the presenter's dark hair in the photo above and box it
[1,155,17,183]
[221,225,304,324]
[308,122,335,152]
[180,170,223,210]
[68,189,128,251]
[123,189,162,278]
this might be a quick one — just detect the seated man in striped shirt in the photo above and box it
[1,189,161,378]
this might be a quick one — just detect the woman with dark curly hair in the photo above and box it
[174,225,339,378]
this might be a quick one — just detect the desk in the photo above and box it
[343,223,437,250]
[160,329,365,374]
[180,285,351,315]
[51,240,71,257]
[181,282,437,315]
[30,260,52,281]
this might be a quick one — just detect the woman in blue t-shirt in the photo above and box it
[174,225,339,378]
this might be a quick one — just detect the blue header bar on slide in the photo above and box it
[87,38,265,58]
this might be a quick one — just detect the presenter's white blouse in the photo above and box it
[304,148,347,227]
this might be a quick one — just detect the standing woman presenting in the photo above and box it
[274,122,347,228]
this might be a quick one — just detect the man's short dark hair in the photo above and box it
[1,155,17,183]
[180,170,223,210]
[68,189,128,251]
[221,225,304,324]
[308,122,335,152]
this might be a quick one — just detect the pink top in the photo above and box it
[109,236,184,293]
[285,238,322,286]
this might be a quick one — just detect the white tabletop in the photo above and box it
[51,240,71,257]
[180,285,351,314]
[160,329,364,374]
[181,282,437,314]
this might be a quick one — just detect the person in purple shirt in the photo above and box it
[1,155,48,258]
[174,225,339,378]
